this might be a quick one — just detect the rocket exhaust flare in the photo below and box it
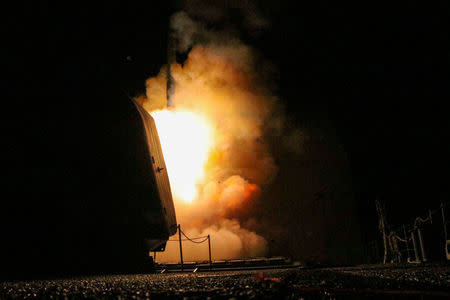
[138,11,280,262]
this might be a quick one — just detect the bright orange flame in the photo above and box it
[151,110,213,203]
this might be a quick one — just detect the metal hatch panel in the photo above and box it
[132,100,177,237]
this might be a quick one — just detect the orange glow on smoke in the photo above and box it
[139,44,276,261]
[220,176,261,218]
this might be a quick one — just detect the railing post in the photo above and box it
[441,202,447,240]
[208,234,212,270]
[417,227,427,262]
[403,225,411,262]
[178,224,184,271]
[411,231,420,262]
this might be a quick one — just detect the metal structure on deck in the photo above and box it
[365,201,450,264]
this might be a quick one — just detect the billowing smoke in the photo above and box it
[137,9,281,262]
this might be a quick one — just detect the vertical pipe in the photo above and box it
[153,251,156,261]
[208,234,212,270]
[178,224,184,271]
[403,225,411,262]
[417,228,427,262]
[411,231,420,262]
[382,228,387,264]
[442,202,447,240]
[166,26,176,108]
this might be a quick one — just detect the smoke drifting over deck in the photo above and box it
[137,9,282,261]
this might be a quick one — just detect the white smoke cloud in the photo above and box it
[138,6,301,262]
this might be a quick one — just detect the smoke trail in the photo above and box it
[166,31,175,108]
[137,9,282,262]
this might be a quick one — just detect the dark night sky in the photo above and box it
[3,1,450,271]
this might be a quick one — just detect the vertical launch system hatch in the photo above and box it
[132,99,177,251]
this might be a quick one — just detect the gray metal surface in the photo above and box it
[133,100,177,239]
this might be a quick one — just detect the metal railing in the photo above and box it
[363,202,449,264]
[164,224,212,271]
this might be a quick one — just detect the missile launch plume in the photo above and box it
[166,21,176,108]
[137,9,282,262]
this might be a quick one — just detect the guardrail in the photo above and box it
[363,202,450,264]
